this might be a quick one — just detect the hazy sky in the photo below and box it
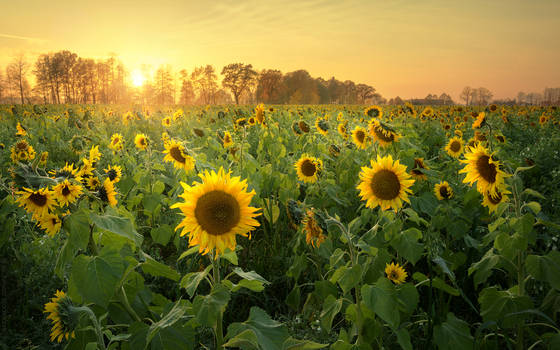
[1,0,559,101]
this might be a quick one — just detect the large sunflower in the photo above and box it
[472,112,486,129]
[298,120,310,133]
[445,136,464,158]
[459,144,509,196]
[16,187,57,220]
[482,187,511,213]
[368,119,399,147]
[134,133,149,150]
[97,178,117,207]
[109,133,123,151]
[52,180,83,206]
[170,168,260,256]
[315,118,329,136]
[44,290,76,342]
[104,165,122,183]
[365,105,383,119]
[385,262,407,284]
[352,126,368,149]
[434,181,453,200]
[163,140,195,172]
[295,155,323,183]
[38,213,62,237]
[356,155,414,212]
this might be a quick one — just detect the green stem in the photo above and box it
[212,256,224,349]
[120,286,141,322]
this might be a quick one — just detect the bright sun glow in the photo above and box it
[131,69,145,87]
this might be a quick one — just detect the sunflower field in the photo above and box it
[1,103,560,349]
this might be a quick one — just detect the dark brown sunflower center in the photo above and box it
[373,126,394,142]
[496,135,505,143]
[299,121,310,132]
[16,142,28,150]
[367,108,380,118]
[370,169,401,200]
[108,169,118,181]
[389,271,398,279]
[301,160,317,177]
[413,159,425,169]
[476,155,497,183]
[450,141,461,152]
[98,186,108,202]
[29,192,47,206]
[439,186,450,199]
[194,190,241,236]
[112,138,120,145]
[62,186,71,197]
[169,146,186,163]
[488,191,502,205]
[356,131,365,143]
[224,135,231,143]
[140,138,146,146]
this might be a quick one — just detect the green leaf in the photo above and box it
[151,225,174,246]
[143,193,163,213]
[413,272,459,296]
[222,249,239,265]
[395,328,412,350]
[522,188,546,200]
[338,264,362,294]
[286,285,300,311]
[193,283,231,327]
[362,278,399,329]
[396,283,419,315]
[152,180,165,195]
[390,228,423,265]
[320,295,343,333]
[180,265,212,297]
[479,287,533,328]
[223,329,259,349]
[233,267,269,284]
[225,307,289,350]
[282,337,327,349]
[149,323,195,350]
[146,300,190,347]
[91,214,143,247]
[523,201,541,215]
[526,252,560,290]
[141,251,180,281]
[468,249,499,288]
[71,249,125,308]
[64,209,91,251]
[433,313,474,350]
[177,246,199,262]
[402,208,428,226]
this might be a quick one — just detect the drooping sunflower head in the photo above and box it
[365,105,383,119]
[163,140,195,172]
[445,136,464,158]
[38,213,62,237]
[44,290,77,343]
[16,187,57,220]
[495,134,506,143]
[352,126,368,149]
[104,165,122,183]
[53,180,83,207]
[222,131,234,148]
[460,143,509,196]
[295,155,323,183]
[385,262,407,284]
[97,178,117,207]
[193,128,205,137]
[298,120,310,133]
[170,168,261,257]
[472,112,486,129]
[357,155,415,212]
[368,119,399,147]
[286,199,305,229]
[302,209,327,248]
[315,118,329,135]
[482,187,511,214]
[86,176,101,190]
[292,121,303,135]
[255,104,265,124]
[134,133,149,150]
[410,157,429,180]
[434,181,453,200]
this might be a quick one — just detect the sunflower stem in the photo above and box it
[211,255,224,349]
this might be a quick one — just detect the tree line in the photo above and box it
[0,51,385,105]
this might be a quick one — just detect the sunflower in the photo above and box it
[236,118,247,128]
[89,145,101,163]
[222,131,234,148]
[134,133,149,150]
[162,116,171,127]
[302,209,326,248]
[38,213,62,237]
[495,134,506,143]
[97,178,117,206]
[404,102,416,118]
[16,122,27,136]
[193,128,205,137]
[76,158,94,178]
[315,118,329,136]
[421,107,434,118]
[337,123,348,139]
[86,176,101,190]
[39,151,49,167]
[16,187,57,220]
[329,144,340,157]
[109,133,123,151]
[248,116,256,126]
[410,157,429,180]
[50,163,78,180]
[356,155,414,212]
[434,181,453,200]
[292,122,303,135]
[352,126,368,149]
[44,290,76,343]
[445,136,464,158]
[52,180,83,206]
[482,187,511,213]
[472,112,486,129]
[170,168,260,257]
[173,108,184,121]
[459,144,509,196]
[454,129,463,138]
[489,104,498,112]
[365,105,383,119]
[163,140,195,172]
[385,262,407,284]
[295,155,323,183]
[104,165,122,183]
[298,120,310,133]
[368,119,399,147]
[255,104,265,124]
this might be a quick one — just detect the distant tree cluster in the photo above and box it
[407,93,454,105]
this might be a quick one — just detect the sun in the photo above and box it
[131,69,145,87]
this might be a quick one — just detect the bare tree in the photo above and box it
[191,65,218,105]
[460,86,473,105]
[221,63,257,105]
[6,54,30,104]
[154,64,175,105]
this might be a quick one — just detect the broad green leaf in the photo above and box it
[390,228,423,264]
[225,307,289,350]
[282,337,327,349]
[151,225,174,246]
[320,295,343,333]
[479,287,533,328]
[193,283,231,327]
[413,272,459,296]
[468,249,500,288]
[141,251,180,281]
[146,300,190,347]
[180,265,212,297]
[233,267,269,284]
[433,313,474,350]
[395,328,412,350]
[177,246,199,262]
[91,214,143,247]
[223,329,259,349]
[525,252,560,290]
[338,264,362,294]
[362,278,399,329]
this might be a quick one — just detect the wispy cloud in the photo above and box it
[0,33,46,42]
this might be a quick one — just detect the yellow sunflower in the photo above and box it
[302,209,326,248]
[44,290,76,342]
[86,176,101,190]
[50,163,78,180]
[459,144,509,196]
[315,118,329,136]
[422,107,434,118]
[356,154,415,212]
[170,168,261,257]
[16,187,57,220]
[109,133,123,151]
[98,178,117,207]
[352,126,368,149]
[236,118,247,128]
[298,120,310,133]
[434,181,453,200]
[52,180,83,206]
[295,155,323,183]
[445,136,464,158]
[38,213,62,237]
[337,123,348,139]
[163,140,195,172]
[365,105,383,119]
[222,131,234,148]
[255,104,265,124]
[482,187,511,214]
[104,165,122,183]
[368,119,399,147]
[76,158,94,178]
[472,112,486,129]
[248,116,256,126]
[410,157,429,180]
[495,134,506,143]
[162,116,171,127]
[385,262,407,284]
[16,122,27,136]
[134,133,149,150]
[89,145,101,163]
[39,151,49,167]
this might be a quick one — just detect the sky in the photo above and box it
[1,0,559,101]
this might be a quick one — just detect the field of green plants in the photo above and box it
[1,103,559,349]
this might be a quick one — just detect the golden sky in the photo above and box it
[1,0,559,101]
